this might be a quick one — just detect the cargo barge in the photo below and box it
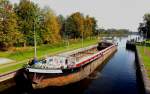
[25,42,117,89]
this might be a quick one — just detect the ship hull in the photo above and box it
[28,44,117,89]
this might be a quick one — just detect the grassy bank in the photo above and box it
[137,46,150,78]
[0,38,98,74]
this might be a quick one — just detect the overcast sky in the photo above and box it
[10,0,150,32]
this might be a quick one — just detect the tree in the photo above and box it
[65,12,98,39]
[0,0,23,50]
[65,16,79,39]
[143,14,150,38]
[84,15,93,37]
[40,7,61,44]
[65,12,84,39]
[139,13,150,38]
[57,14,66,38]
[90,17,97,35]
[138,23,146,37]
[14,0,41,46]
[0,0,100,50]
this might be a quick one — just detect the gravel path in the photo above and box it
[0,58,14,65]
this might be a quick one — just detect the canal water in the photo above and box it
[2,35,144,94]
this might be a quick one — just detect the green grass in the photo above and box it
[0,38,98,74]
[0,63,24,73]
[137,46,150,78]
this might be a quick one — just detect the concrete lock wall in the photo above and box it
[0,71,17,92]
[126,42,146,94]
[135,46,150,94]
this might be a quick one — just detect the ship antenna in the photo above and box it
[33,15,37,64]
[65,20,69,50]
[82,25,84,48]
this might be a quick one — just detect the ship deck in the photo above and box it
[27,43,114,74]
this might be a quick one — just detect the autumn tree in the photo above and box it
[0,0,23,50]
[0,0,99,50]
[65,12,85,39]
[84,15,93,37]
[71,12,84,38]
[40,7,61,44]
[65,12,98,39]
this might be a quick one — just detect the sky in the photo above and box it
[10,0,150,32]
